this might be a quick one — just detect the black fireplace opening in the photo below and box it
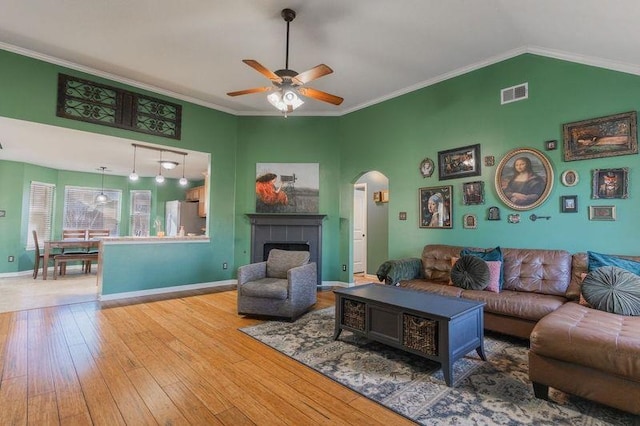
[263,241,310,261]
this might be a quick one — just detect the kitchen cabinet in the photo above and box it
[185,185,207,218]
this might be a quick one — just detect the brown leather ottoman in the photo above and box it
[529,302,640,415]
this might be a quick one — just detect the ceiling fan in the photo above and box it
[227,8,343,115]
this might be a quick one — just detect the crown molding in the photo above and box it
[2,41,639,118]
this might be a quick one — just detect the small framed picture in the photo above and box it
[545,140,557,150]
[373,192,381,202]
[463,214,477,229]
[589,205,616,221]
[560,195,578,213]
[438,144,481,180]
[484,155,495,167]
[462,181,484,205]
[560,170,579,187]
[419,158,435,178]
[591,168,629,199]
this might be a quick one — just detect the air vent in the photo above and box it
[501,83,528,105]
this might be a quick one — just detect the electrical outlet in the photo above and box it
[222,262,228,270]
[342,264,347,271]
[8,256,14,262]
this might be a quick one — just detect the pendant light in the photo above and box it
[155,151,165,183]
[129,145,139,181]
[95,166,108,203]
[179,153,188,186]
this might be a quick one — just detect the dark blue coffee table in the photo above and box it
[334,283,486,386]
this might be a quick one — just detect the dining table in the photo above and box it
[43,238,100,280]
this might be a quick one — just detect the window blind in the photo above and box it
[27,181,56,249]
[130,190,151,237]
[63,186,122,236]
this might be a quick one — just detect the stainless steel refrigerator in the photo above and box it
[165,200,206,236]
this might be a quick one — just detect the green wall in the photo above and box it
[338,54,640,267]
[2,48,640,291]
[233,117,341,281]
[0,48,239,293]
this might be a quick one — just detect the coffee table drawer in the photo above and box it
[341,298,366,331]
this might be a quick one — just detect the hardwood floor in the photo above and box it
[0,286,415,425]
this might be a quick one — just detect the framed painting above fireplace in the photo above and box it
[256,163,319,213]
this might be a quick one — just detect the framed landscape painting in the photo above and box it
[562,111,638,161]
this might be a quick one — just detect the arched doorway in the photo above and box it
[353,171,389,282]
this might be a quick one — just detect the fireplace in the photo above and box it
[263,242,310,260]
[247,214,326,285]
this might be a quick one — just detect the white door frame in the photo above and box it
[353,183,367,275]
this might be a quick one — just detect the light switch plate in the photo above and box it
[0,210,5,217]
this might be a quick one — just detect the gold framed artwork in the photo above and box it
[589,205,616,221]
[591,168,629,199]
[495,148,554,211]
[562,111,638,161]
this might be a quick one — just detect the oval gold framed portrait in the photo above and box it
[494,148,554,211]
[560,170,579,187]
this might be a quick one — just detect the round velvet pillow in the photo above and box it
[582,266,640,316]
[450,255,490,290]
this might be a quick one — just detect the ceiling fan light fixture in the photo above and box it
[160,160,179,170]
[268,90,303,113]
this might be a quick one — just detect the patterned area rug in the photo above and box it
[240,308,637,425]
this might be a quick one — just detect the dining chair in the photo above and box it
[32,230,59,279]
[85,229,109,272]
[62,229,87,240]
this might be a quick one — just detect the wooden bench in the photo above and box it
[53,253,99,279]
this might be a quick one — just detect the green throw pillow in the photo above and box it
[582,266,640,316]
[460,246,504,288]
[450,255,490,290]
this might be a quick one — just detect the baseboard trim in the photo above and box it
[100,280,237,301]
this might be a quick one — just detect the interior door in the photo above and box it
[353,184,367,274]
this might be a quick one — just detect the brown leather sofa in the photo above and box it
[528,252,640,415]
[394,244,572,339]
[381,245,640,415]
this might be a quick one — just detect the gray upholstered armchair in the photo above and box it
[237,249,317,320]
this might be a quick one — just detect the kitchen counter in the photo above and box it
[102,236,209,244]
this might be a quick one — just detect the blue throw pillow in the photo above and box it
[460,246,504,288]
[588,251,640,275]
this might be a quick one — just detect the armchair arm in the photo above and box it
[376,258,422,285]
[287,262,317,298]
[238,261,267,285]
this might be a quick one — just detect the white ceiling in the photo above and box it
[1,1,640,176]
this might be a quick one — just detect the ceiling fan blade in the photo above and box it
[242,59,282,83]
[298,87,344,105]
[292,64,333,85]
[227,87,272,97]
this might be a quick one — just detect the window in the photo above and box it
[130,190,151,236]
[63,186,122,235]
[27,182,56,249]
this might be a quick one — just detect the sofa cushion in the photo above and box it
[485,261,502,293]
[451,255,490,290]
[460,246,504,287]
[530,302,640,381]
[266,249,310,279]
[241,278,288,300]
[461,289,566,321]
[582,266,640,316]
[588,251,640,275]
[399,279,464,298]
[502,248,571,296]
